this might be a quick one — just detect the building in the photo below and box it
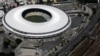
[2,5,71,56]
[0,0,5,3]
[0,10,4,21]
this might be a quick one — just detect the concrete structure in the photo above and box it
[2,5,71,56]
[0,10,4,21]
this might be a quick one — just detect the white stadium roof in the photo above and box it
[2,5,71,38]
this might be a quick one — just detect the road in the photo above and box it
[0,33,3,52]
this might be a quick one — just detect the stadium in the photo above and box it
[2,5,71,39]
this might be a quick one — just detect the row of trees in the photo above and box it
[0,52,15,56]
[37,0,53,5]
[77,0,98,3]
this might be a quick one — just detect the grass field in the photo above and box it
[25,15,47,22]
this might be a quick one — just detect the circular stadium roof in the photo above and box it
[2,5,71,39]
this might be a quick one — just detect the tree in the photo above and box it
[0,52,5,56]
[15,39,22,45]
[8,52,15,56]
